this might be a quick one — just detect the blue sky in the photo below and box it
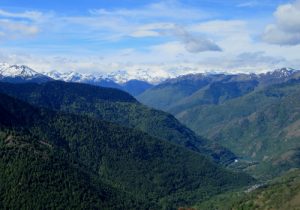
[0,0,299,76]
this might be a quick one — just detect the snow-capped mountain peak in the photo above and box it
[1,63,300,86]
[0,63,11,71]
[60,71,83,82]
[273,67,297,77]
[44,71,104,83]
[104,69,170,84]
[44,69,165,84]
[261,67,297,78]
[44,70,63,80]
[0,63,45,79]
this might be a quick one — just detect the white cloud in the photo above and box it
[130,30,160,38]
[129,22,174,38]
[0,9,54,40]
[0,2,220,53]
[72,2,221,53]
[190,20,248,37]
[189,20,253,55]
[274,1,300,32]
[237,1,259,8]
[0,9,45,21]
[263,24,300,45]
[172,25,222,52]
[130,23,222,52]
[149,41,184,56]
[90,1,209,21]
[263,0,300,45]
[0,19,39,39]
[0,1,299,76]
[230,51,286,69]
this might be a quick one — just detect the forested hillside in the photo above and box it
[138,71,300,178]
[0,81,236,165]
[176,80,300,178]
[196,169,300,210]
[0,93,253,209]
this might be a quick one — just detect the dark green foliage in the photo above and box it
[0,81,137,105]
[0,81,236,165]
[195,169,300,210]
[0,93,254,209]
[0,131,140,210]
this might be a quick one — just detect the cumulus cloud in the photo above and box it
[263,0,300,45]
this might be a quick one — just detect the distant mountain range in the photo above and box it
[0,63,164,84]
[138,67,300,110]
[1,62,299,98]
[0,63,154,96]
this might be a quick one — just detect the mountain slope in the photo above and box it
[0,132,133,210]
[0,95,142,209]
[138,73,217,110]
[177,79,300,178]
[0,81,237,165]
[121,79,153,96]
[0,93,254,209]
[196,169,300,210]
[168,79,258,115]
